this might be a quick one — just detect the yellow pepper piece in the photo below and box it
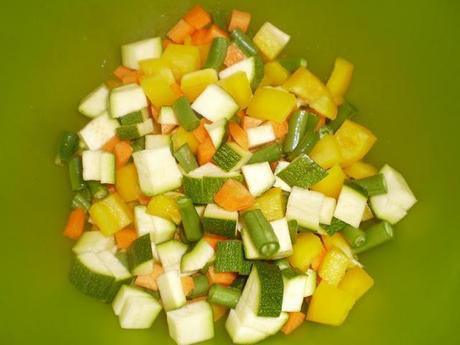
[339,267,374,301]
[263,61,290,86]
[161,44,201,80]
[327,57,354,105]
[171,127,199,154]
[334,120,377,166]
[141,75,179,108]
[318,247,350,286]
[247,87,296,123]
[309,134,343,169]
[343,161,378,179]
[306,281,355,326]
[139,58,175,85]
[322,233,355,263]
[181,68,218,101]
[311,164,346,199]
[147,194,181,224]
[283,67,337,119]
[198,44,211,67]
[116,163,142,202]
[288,233,324,272]
[89,193,133,236]
[218,71,253,109]
[250,188,285,221]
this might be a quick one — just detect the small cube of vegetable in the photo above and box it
[116,163,142,202]
[181,68,218,101]
[247,87,296,123]
[218,71,253,109]
[343,161,378,179]
[310,164,346,199]
[253,22,290,60]
[263,61,290,86]
[338,267,374,301]
[89,193,133,236]
[192,84,239,122]
[318,247,350,286]
[139,58,176,84]
[326,57,354,105]
[147,194,181,225]
[310,135,343,169]
[172,127,199,154]
[141,75,179,108]
[250,188,285,221]
[162,44,201,80]
[288,233,323,272]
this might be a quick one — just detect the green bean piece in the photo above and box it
[353,174,387,196]
[247,143,283,164]
[304,112,320,132]
[204,37,229,70]
[55,132,79,166]
[242,210,280,258]
[87,180,108,200]
[172,96,200,131]
[231,28,258,56]
[177,196,203,242]
[353,222,394,254]
[173,144,199,173]
[131,136,145,152]
[279,57,308,73]
[208,284,241,308]
[287,219,298,244]
[342,225,367,248]
[68,156,85,191]
[287,130,320,161]
[230,276,247,291]
[188,274,209,299]
[320,217,348,236]
[326,101,357,133]
[71,188,91,211]
[283,110,309,153]
[251,55,265,90]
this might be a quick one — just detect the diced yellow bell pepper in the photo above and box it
[283,67,337,119]
[247,87,296,123]
[339,267,374,301]
[343,161,378,179]
[161,44,201,80]
[321,233,355,263]
[171,127,199,154]
[198,44,211,67]
[253,22,290,60]
[334,120,377,166]
[327,57,354,105]
[89,193,133,236]
[311,164,346,198]
[263,61,290,86]
[147,194,181,224]
[362,204,374,221]
[250,188,285,221]
[309,135,343,169]
[218,71,253,109]
[139,58,176,85]
[141,75,180,108]
[181,68,218,101]
[289,233,324,272]
[318,247,350,286]
[306,281,355,326]
[116,163,142,202]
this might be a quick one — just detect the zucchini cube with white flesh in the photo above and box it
[253,22,290,60]
[79,112,119,150]
[204,119,227,148]
[273,161,291,192]
[133,147,183,196]
[202,203,238,238]
[157,240,188,271]
[119,294,162,329]
[213,142,253,172]
[276,154,328,189]
[145,134,171,149]
[281,268,308,312]
[157,270,186,311]
[219,57,257,84]
[286,187,325,231]
[82,150,115,184]
[78,84,109,118]
[191,84,239,122]
[112,285,149,316]
[334,185,367,228]
[370,165,417,224]
[181,238,215,273]
[226,309,268,344]
[97,251,132,301]
[247,123,276,148]
[110,84,148,118]
[127,234,154,275]
[100,152,115,184]
[242,162,275,197]
[72,231,115,255]
[304,269,317,297]
[319,196,337,225]
[121,37,162,70]
[134,206,176,244]
[167,301,214,345]
[117,119,154,140]
[159,106,179,125]
[118,108,149,125]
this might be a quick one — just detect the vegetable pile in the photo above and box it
[57,5,417,345]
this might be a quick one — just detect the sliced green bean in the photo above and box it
[287,219,298,244]
[132,136,145,152]
[204,37,229,70]
[353,174,387,196]
[172,96,200,131]
[231,28,258,56]
[326,101,357,133]
[353,222,394,254]
[342,225,367,248]
[247,143,283,164]
[55,132,79,166]
[87,180,108,200]
[242,210,279,258]
[320,217,348,236]
[208,284,241,308]
[188,274,209,299]
[304,112,320,132]
[283,110,309,153]
[177,196,203,242]
[287,130,319,161]
[251,55,265,90]
[71,188,91,211]
[173,144,199,173]
[68,156,85,191]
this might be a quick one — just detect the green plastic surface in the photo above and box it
[1,0,459,344]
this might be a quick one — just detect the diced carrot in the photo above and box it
[135,264,164,291]
[138,194,151,205]
[102,135,121,152]
[214,179,255,211]
[171,82,184,97]
[315,115,326,131]
[207,266,237,285]
[113,66,134,80]
[167,19,196,44]
[197,136,216,165]
[311,245,327,271]
[191,29,209,45]
[114,228,137,249]
[107,185,117,193]
[149,105,160,121]
[105,78,123,90]
[203,234,227,249]
[224,43,246,67]
[228,122,249,149]
[183,5,212,30]
[281,312,306,335]
[163,38,172,49]
[205,24,229,43]
[181,276,195,296]
[271,120,289,139]
[211,303,228,321]
[193,119,210,143]
[228,10,251,33]
[242,116,264,130]
[63,208,86,240]
[121,70,140,85]
[161,124,177,134]
[114,141,133,168]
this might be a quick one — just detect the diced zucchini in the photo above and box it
[110,84,148,118]
[127,234,154,275]
[100,152,115,184]
[121,37,162,70]
[286,187,326,231]
[281,268,308,312]
[181,239,215,273]
[112,285,148,316]
[157,270,186,311]
[145,134,171,149]
[119,294,162,329]
[273,161,291,192]
[253,22,290,60]
[242,162,275,197]
[246,123,276,148]
[118,108,149,125]
[157,240,189,271]
[79,112,120,150]
[191,84,239,122]
[276,154,328,189]
[133,147,183,196]
[134,206,176,244]
[219,57,256,86]
[304,269,317,297]
[72,231,115,254]
[97,250,132,301]
[82,150,115,184]
[213,142,253,172]
[116,119,154,140]
[226,309,268,344]
[319,196,337,225]
[334,185,367,228]
[202,203,238,238]
[78,84,109,118]
[215,240,244,273]
[204,119,227,148]
[159,106,179,125]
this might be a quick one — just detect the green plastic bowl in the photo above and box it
[1,0,459,344]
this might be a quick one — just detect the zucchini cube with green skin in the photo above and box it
[110,84,148,118]
[116,118,154,140]
[213,142,253,172]
[157,240,189,271]
[118,294,162,329]
[113,285,149,316]
[134,206,176,244]
[246,123,276,148]
[181,238,215,273]
[78,84,109,118]
[204,119,227,148]
[79,112,120,150]
[215,240,244,273]
[333,185,367,228]
[127,234,154,275]
[226,309,268,344]
[121,37,162,70]
[219,57,257,85]
[157,270,186,312]
[202,203,238,238]
[319,196,337,225]
[192,84,239,122]
[118,108,149,125]
[242,162,275,197]
[72,231,115,255]
[286,187,325,232]
[276,154,328,189]
[82,150,115,184]
[281,268,308,312]
[97,251,133,302]
[145,134,171,149]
